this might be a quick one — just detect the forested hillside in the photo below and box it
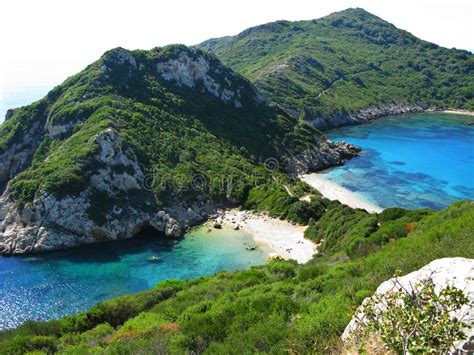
[0,200,472,353]
[0,45,355,255]
[199,8,474,121]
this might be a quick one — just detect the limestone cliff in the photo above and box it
[0,45,357,255]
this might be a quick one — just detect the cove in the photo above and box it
[314,113,474,210]
[0,225,269,330]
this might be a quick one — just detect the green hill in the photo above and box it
[0,8,473,354]
[0,45,355,255]
[0,200,472,353]
[199,8,474,127]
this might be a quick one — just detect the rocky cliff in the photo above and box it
[308,103,428,130]
[0,45,357,255]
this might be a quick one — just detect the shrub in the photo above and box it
[350,277,469,353]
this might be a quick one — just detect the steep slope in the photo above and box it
[0,201,472,353]
[199,8,474,129]
[0,45,357,254]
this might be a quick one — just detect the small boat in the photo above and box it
[147,256,162,263]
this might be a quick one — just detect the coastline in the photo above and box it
[311,103,474,131]
[300,173,383,214]
[440,109,474,117]
[212,209,317,264]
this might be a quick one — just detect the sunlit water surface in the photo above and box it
[318,113,474,210]
[0,226,269,330]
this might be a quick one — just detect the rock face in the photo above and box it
[0,128,217,255]
[156,48,264,108]
[342,257,474,353]
[0,45,362,255]
[287,140,360,175]
[0,130,356,255]
[0,113,47,193]
[309,103,428,130]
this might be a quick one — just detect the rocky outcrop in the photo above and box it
[0,128,358,255]
[342,257,474,353]
[0,129,217,255]
[0,45,364,256]
[156,47,265,108]
[309,103,428,130]
[0,115,47,194]
[285,140,360,175]
[100,47,138,80]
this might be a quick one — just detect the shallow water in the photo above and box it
[320,113,474,210]
[0,225,268,330]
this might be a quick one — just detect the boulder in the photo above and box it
[342,257,474,352]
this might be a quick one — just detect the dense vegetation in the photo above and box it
[352,276,469,353]
[0,200,472,353]
[199,8,474,119]
[1,8,472,354]
[0,45,322,211]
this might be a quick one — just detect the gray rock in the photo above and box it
[342,257,474,353]
[157,211,166,218]
[309,103,428,131]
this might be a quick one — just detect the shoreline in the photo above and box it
[212,209,317,264]
[304,108,474,212]
[440,109,474,117]
[300,173,383,214]
[314,105,474,131]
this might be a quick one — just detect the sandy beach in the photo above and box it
[441,109,474,117]
[213,210,317,264]
[300,173,383,213]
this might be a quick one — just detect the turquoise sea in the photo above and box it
[320,113,474,210]
[0,226,269,330]
[1,107,472,331]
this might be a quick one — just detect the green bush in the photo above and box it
[0,202,472,353]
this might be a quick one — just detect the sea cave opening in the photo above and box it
[132,223,164,239]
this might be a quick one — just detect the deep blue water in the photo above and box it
[321,113,474,210]
[0,226,268,330]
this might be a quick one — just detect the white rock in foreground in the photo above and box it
[342,257,474,352]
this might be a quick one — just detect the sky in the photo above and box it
[0,0,473,96]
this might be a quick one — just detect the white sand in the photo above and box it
[215,210,317,264]
[441,109,474,117]
[300,173,383,213]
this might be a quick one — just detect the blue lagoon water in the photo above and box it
[320,113,474,210]
[0,226,269,330]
